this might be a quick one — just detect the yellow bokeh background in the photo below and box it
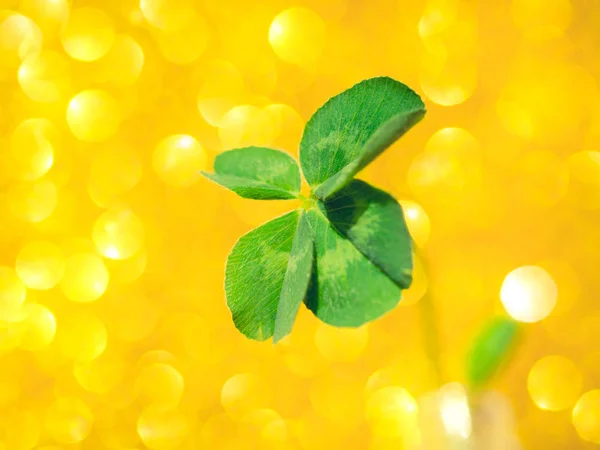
[1,0,600,448]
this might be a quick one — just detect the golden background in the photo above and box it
[1,0,600,448]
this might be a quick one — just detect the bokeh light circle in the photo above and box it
[500,266,557,323]
[196,60,246,127]
[8,179,58,223]
[221,373,272,419]
[152,134,207,187]
[66,90,121,142]
[140,0,195,31]
[567,151,600,210]
[56,312,108,362]
[0,11,43,76]
[9,118,58,180]
[93,207,145,260]
[0,266,27,323]
[135,363,185,408]
[18,303,57,351]
[366,386,418,438]
[269,8,326,67]
[94,34,145,86]
[511,0,572,40]
[18,50,72,103]
[573,390,600,444]
[61,7,116,62]
[45,398,94,444]
[218,105,276,150]
[16,240,65,290]
[60,253,109,302]
[137,406,189,450]
[528,355,582,411]
[19,0,70,39]
[399,200,431,248]
[153,13,209,65]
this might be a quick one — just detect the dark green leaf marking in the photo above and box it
[202,146,301,200]
[322,180,413,289]
[300,77,425,199]
[304,207,402,327]
[466,317,522,388]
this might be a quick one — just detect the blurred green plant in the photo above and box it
[467,317,522,389]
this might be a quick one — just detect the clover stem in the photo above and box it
[416,249,443,389]
[299,193,316,210]
[418,251,476,448]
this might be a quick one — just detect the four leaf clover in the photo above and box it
[202,76,426,342]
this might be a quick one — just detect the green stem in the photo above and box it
[299,192,316,210]
[416,249,479,448]
[416,248,443,389]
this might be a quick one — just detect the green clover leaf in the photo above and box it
[202,77,425,342]
[300,76,425,199]
[201,146,301,199]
